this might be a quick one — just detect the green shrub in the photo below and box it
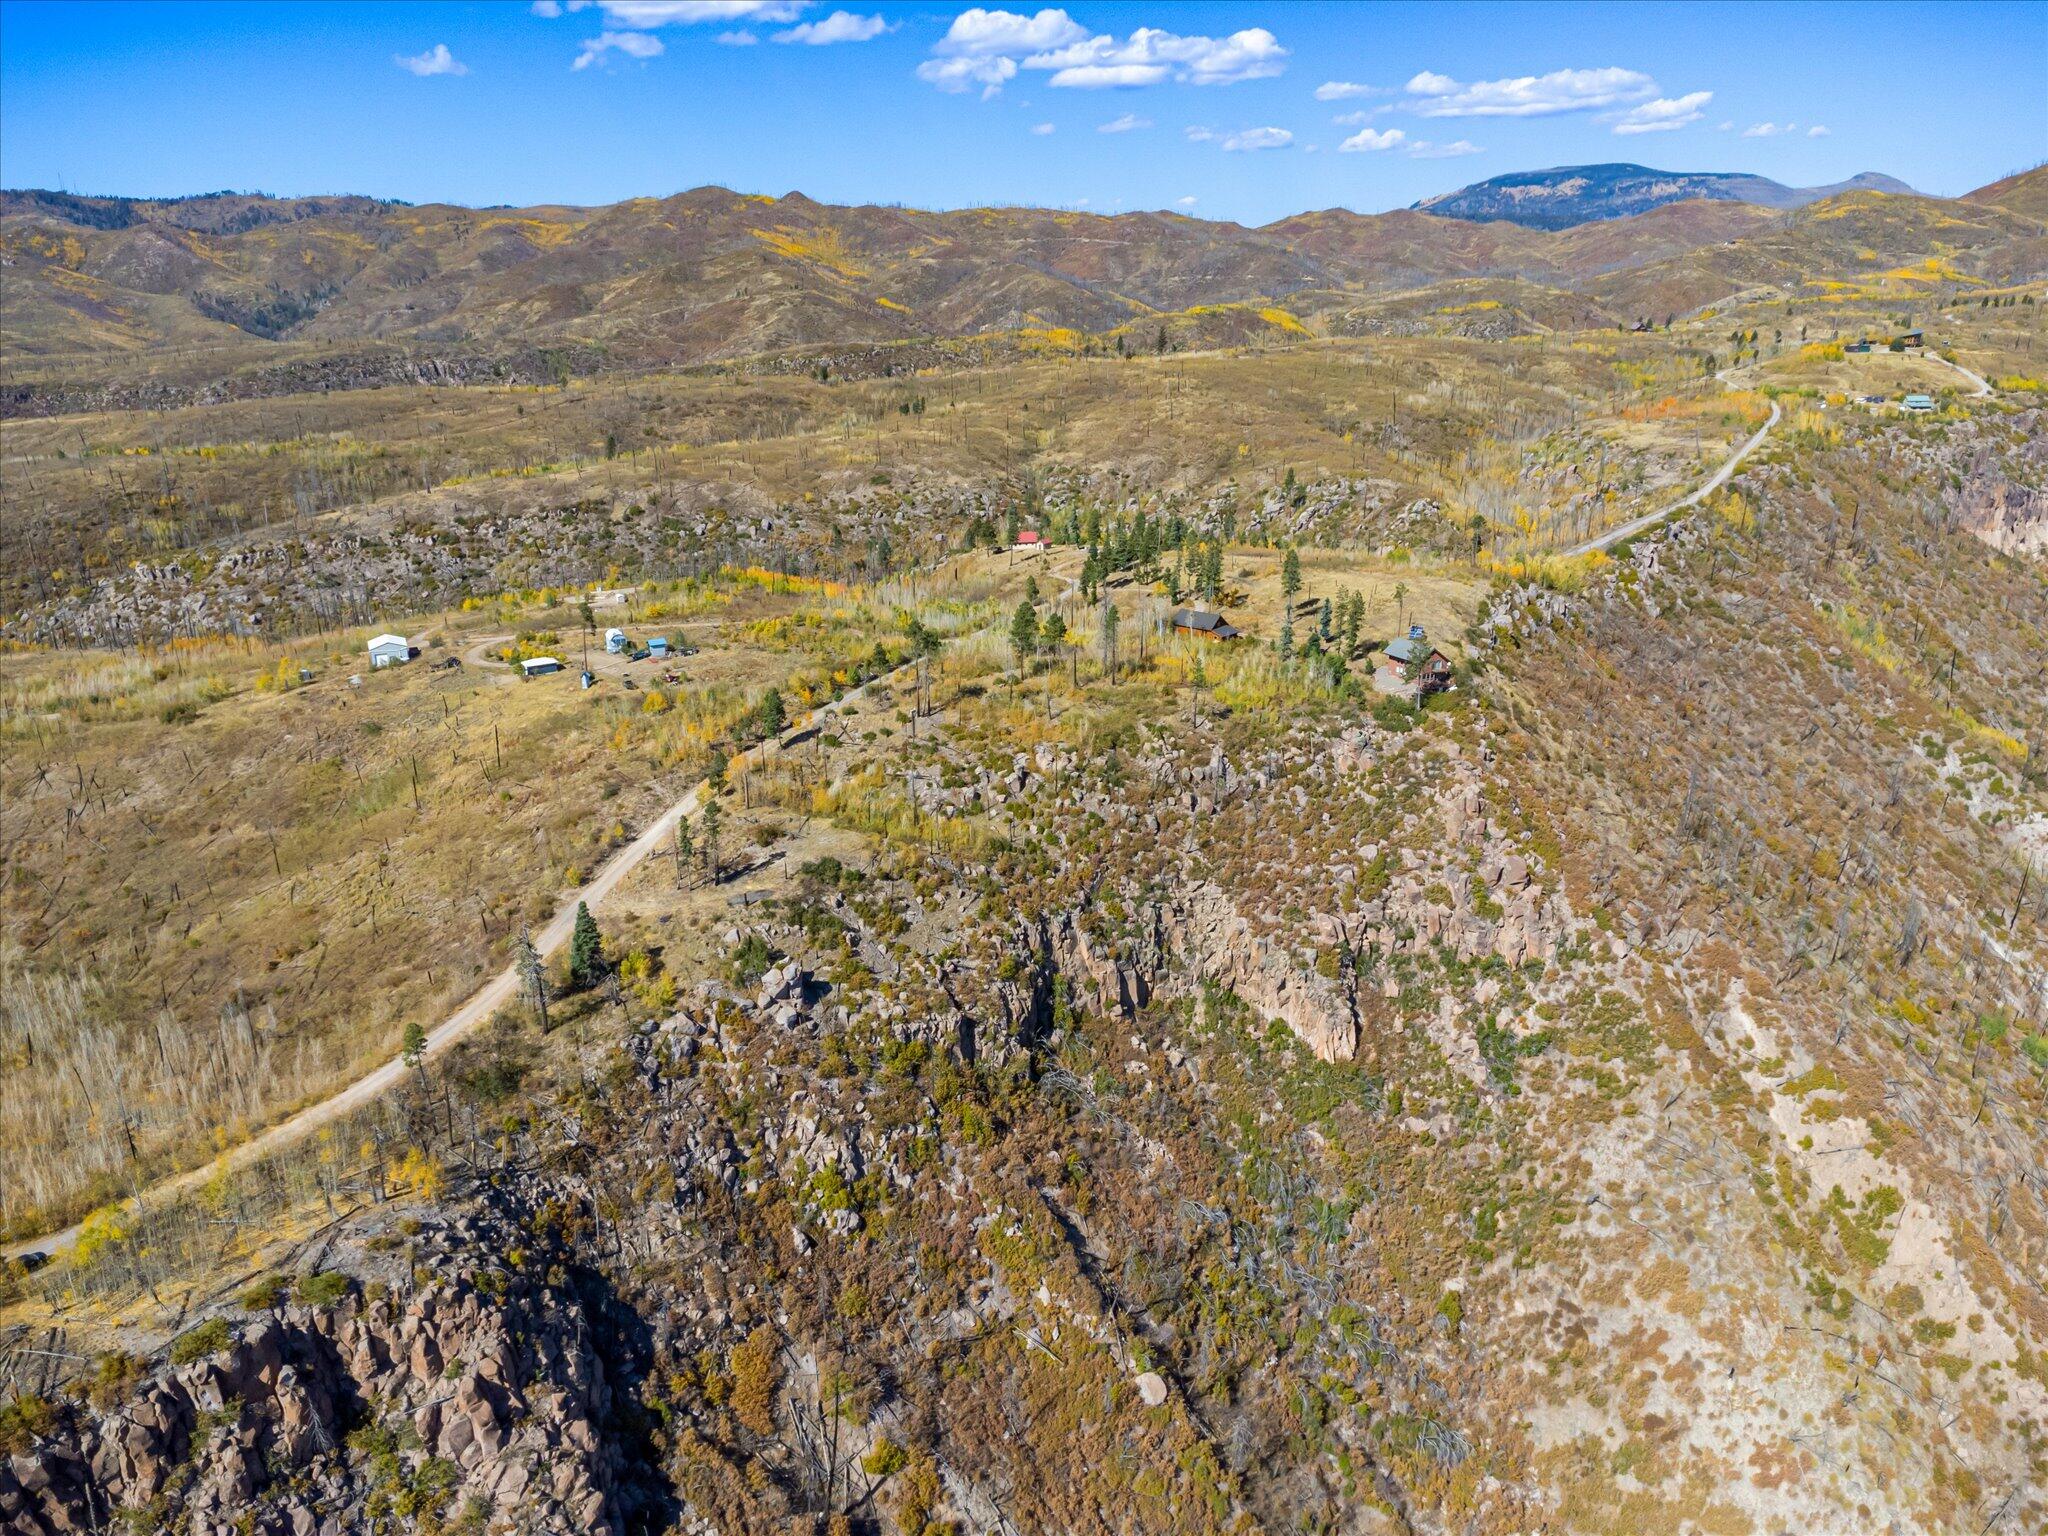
[168,1317,233,1366]
[238,1274,287,1310]
[296,1271,352,1307]
[0,1394,58,1453]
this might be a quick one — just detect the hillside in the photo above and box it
[4,394,2044,1535]
[1414,162,1916,229]
[9,176,2036,403]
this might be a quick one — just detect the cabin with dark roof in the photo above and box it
[1170,608,1240,641]
[1374,625,1453,697]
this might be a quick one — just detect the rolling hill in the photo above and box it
[2,168,2042,397]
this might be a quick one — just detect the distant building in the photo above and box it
[1170,608,1240,641]
[649,636,670,658]
[604,627,627,653]
[1015,529,1043,547]
[1901,394,1936,413]
[521,657,565,677]
[367,633,409,669]
[1376,626,1453,697]
[1895,331,1924,348]
[1845,340,1872,354]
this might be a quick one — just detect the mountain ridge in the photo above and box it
[1414,162,1916,229]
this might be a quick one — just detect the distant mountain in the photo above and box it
[1414,163,1915,230]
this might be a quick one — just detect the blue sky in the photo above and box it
[2,2,2041,224]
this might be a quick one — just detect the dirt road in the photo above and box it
[3,664,904,1264]
[1564,396,1782,559]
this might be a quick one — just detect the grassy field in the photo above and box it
[0,565,998,1241]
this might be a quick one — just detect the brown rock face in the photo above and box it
[0,1210,630,1536]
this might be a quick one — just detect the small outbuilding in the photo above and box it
[367,633,410,669]
[521,657,565,677]
[604,627,628,654]
[1170,608,1240,641]
[649,636,670,658]
[1015,530,1043,548]
[1901,394,1936,413]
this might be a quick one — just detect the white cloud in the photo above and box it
[1332,106,1388,125]
[1177,195,1198,207]
[396,43,468,76]
[774,11,888,44]
[916,53,1017,96]
[1808,124,1830,137]
[589,1,804,22]
[933,7,1088,55]
[1187,125,1292,152]
[1612,89,1711,135]
[573,29,665,67]
[1315,80,1372,101]
[1028,26,1287,89]
[1339,126,1405,152]
[1099,111,1151,132]
[1404,66,1654,117]
[531,1,563,16]
[922,14,1285,95]
[1716,120,1733,131]
[1030,121,1055,134]
[1408,139,1482,159]
[1743,120,1790,137]
[717,28,757,43]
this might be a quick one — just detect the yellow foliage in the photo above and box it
[71,1204,131,1267]
[389,1147,444,1200]
[643,689,672,714]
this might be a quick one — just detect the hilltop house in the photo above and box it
[1171,608,1240,641]
[1901,394,1936,413]
[1014,529,1043,548]
[521,657,565,678]
[367,633,410,669]
[1374,626,1453,697]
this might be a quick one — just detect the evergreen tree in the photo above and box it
[1009,601,1040,671]
[569,900,604,990]
[1318,596,1333,641]
[1098,595,1119,679]
[401,1020,427,1071]
[1282,546,1302,605]
[1340,590,1363,656]
[759,687,786,736]
[700,799,723,884]
[673,814,693,887]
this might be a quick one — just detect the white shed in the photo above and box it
[521,657,565,677]
[367,633,410,668]
[604,627,628,653]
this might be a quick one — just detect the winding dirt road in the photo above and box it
[1564,396,1782,559]
[4,665,903,1264]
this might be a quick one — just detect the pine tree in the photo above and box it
[700,799,723,885]
[1281,546,1302,608]
[1098,595,1119,680]
[1009,601,1040,672]
[759,687,786,736]
[401,1020,427,1070]
[1318,596,1333,641]
[673,814,693,887]
[569,900,604,990]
